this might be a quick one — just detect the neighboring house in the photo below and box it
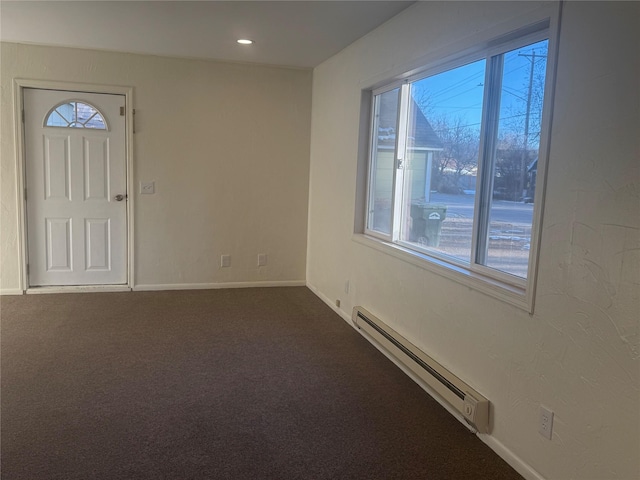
[372,94,443,232]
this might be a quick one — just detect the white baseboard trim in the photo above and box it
[306,280,544,480]
[26,285,132,294]
[0,288,24,295]
[305,282,352,322]
[478,434,544,480]
[133,280,306,292]
[4,282,306,295]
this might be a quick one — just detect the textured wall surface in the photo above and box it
[0,43,312,290]
[307,1,639,479]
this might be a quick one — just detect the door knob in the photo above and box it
[114,194,126,202]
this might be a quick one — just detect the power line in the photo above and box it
[429,104,483,110]
[431,112,532,134]
[502,86,527,102]
[432,84,484,105]
[422,66,486,99]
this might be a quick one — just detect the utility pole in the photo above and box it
[518,50,537,201]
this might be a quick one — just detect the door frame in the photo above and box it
[13,79,135,293]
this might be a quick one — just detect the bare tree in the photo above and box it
[430,115,480,193]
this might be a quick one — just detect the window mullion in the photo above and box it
[391,83,410,242]
[366,94,381,234]
[473,54,504,267]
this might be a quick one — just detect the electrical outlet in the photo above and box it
[539,406,554,440]
[258,254,267,266]
[335,299,341,308]
[221,255,231,268]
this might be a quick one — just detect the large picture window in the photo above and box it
[364,27,554,304]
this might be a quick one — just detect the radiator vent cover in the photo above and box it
[353,306,490,433]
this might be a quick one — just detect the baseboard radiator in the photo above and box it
[353,306,490,433]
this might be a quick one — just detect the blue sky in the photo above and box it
[412,39,549,137]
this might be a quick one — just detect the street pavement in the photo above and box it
[429,192,534,225]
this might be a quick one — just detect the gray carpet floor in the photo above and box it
[1,287,522,479]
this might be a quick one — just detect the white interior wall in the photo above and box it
[0,43,312,291]
[307,2,639,479]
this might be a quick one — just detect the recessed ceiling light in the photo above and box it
[237,39,253,45]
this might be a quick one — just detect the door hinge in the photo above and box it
[121,107,137,133]
[26,264,30,275]
[22,109,25,123]
[24,188,27,201]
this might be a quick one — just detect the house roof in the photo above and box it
[377,92,443,151]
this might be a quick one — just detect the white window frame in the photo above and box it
[359,16,560,313]
[44,100,109,130]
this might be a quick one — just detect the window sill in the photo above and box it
[352,233,534,313]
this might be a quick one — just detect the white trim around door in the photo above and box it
[13,79,135,293]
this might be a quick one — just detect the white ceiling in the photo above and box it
[0,1,415,68]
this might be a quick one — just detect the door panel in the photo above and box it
[24,89,127,286]
[83,137,110,201]
[45,218,72,271]
[85,218,111,270]
[44,135,71,200]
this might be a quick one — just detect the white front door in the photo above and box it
[24,88,128,286]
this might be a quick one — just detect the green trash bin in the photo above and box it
[410,203,447,247]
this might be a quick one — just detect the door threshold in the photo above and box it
[26,285,132,295]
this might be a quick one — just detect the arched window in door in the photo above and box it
[44,101,108,130]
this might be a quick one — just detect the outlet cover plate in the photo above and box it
[539,406,554,440]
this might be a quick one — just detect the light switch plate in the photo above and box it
[140,182,155,194]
